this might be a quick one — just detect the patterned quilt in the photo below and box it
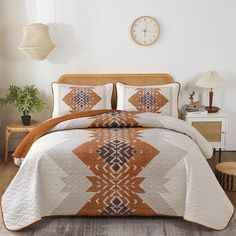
[1,111,234,231]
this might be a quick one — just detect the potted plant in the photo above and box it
[0,85,45,126]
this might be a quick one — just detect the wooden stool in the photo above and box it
[216,162,236,191]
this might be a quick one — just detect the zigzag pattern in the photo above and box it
[73,91,90,107]
[140,92,157,109]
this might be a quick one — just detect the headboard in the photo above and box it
[59,73,174,109]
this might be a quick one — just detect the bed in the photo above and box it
[1,74,234,231]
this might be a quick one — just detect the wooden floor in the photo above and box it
[0,152,235,236]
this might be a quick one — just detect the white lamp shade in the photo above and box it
[18,23,55,60]
[195,71,223,88]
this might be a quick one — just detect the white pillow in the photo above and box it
[116,82,180,117]
[52,82,113,118]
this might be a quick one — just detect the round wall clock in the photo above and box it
[131,16,160,46]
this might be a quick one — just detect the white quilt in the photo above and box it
[1,111,234,231]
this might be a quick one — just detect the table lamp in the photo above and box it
[195,71,223,113]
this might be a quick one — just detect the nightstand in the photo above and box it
[4,120,40,162]
[183,111,228,162]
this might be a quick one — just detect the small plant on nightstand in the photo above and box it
[0,85,45,126]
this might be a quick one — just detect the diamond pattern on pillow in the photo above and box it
[63,87,102,112]
[116,82,180,118]
[52,82,113,118]
[128,88,169,112]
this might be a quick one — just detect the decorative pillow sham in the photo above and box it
[116,82,180,117]
[52,82,113,118]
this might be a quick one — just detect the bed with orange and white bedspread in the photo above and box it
[1,111,234,231]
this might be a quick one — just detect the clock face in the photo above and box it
[131,16,160,46]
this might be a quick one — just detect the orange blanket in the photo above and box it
[12,109,112,158]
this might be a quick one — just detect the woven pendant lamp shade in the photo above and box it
[18,23,55,60]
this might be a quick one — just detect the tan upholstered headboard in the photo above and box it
[59,73,174,109]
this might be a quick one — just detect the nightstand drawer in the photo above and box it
[192,121,222,142]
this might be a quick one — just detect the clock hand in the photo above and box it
[145,23,148,31]
[143,23,148,38]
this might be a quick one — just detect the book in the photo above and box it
[183,104,207,113]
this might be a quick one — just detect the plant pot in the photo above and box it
[21,115,31,126]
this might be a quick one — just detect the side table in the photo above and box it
[183,111,228,162]
[4,120,40,162]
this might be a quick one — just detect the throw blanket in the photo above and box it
[2,111,234,231]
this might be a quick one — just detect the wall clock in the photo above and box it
[131,16,160,46]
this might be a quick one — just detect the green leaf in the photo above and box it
[0,84,45,115]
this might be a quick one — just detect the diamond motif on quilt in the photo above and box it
[96,139,137,171]
[63,87,102,112]
[102,197,132,215]
[128,88,169,112]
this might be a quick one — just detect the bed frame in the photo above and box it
[59,73,174,109]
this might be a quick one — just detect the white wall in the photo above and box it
[0,0,236,150]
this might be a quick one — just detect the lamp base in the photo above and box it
[205,106,219,113]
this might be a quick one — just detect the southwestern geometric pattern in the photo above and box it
[73,126,159,216]
[62,87,102,112]
[90,111,140,128]
[96,139,137,171]
[3,111,231,231]
[128,88,169,112]
[102,197,132,215]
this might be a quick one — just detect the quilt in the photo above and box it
[1,111,234,231]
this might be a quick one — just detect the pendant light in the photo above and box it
[18,0,55,60]
[18,23,55,60]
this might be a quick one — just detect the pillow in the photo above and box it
[52,82,113,118]
[116,82,180,117]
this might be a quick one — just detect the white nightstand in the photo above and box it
[183,111,228,162]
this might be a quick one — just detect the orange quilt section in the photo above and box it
[73,126,159,216]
